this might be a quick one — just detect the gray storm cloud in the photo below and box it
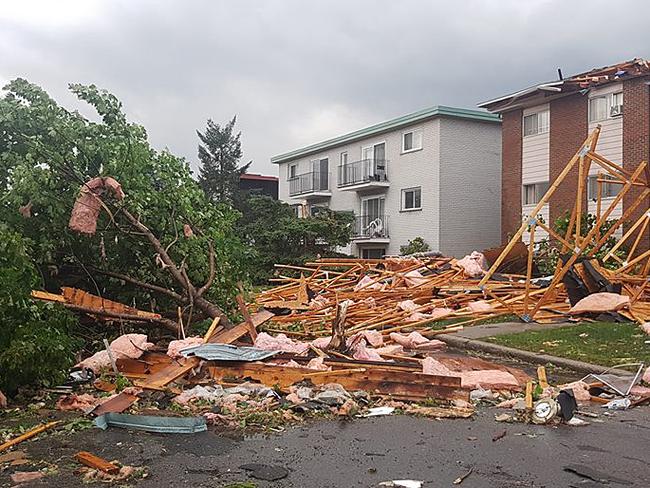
[1,0,649,175]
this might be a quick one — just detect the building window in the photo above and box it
[361,248,385,259]
[587,175,621,199]
[401,187,422,210]
[523,111,549,136]
[340,151,348,166]
[402,129,423,153]
[589,92,623,122]
[288,163,297,179]
[522,182,549,205]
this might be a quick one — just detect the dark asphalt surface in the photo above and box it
[2,406,649,487]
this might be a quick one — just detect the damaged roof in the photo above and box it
[271,105,500,164]
[479,58,650,113]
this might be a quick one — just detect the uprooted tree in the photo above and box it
[0,79,249,337]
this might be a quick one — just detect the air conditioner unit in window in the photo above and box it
[610,105,623,117]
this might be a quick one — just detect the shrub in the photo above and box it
[0,224,80,394]
[400,237,431,256]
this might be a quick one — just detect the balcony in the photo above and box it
[338,159,389,191]
[352,214,390,242]
[288,171,331,198]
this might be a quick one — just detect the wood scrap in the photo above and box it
[74,451,120,475]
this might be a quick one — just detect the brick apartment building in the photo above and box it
[479,58,650,245]
[239,173,279,199]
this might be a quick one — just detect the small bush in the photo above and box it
[400,237,431,256]
[0,224,80,394]
[534,212,624,275]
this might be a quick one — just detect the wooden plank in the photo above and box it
[92,392,139,416]
[61,287,160,319]
[30,290,65,302]
[537,366,548,389]
[74,451,119,474]
[202,317,221,343]
[207,363,469,402]
[236,294,258,341]
[208,309,274,344]
[525,381,533,410]
[134,358,199,390]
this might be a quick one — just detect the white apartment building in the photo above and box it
[271,106,502,258]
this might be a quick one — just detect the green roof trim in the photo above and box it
[271,105,501,163]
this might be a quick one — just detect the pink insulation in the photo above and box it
[422,357,518,389]
[75,333,153,373]
[69,177,125,235]
[569,292,630,314]
[350,339,385,361]
[56,393,101,412]
[459,370,519,389]
[167,337,205,359]
[422,357,454,376]
[558,380,592,403]
[456,251,488,278]
[467,300,494,313]
[389,331,429,348]
[354,275,384,292]
[254,332,310,355]
[404,270,428,287]
[311,337,331,349]
[398,300,419,313]
[641,323,650,335]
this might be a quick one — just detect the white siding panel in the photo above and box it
[522,204,549,244]
[522,103,550,186]
[522,133,550,184]
[588,83,623,235]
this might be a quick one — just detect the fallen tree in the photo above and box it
[0,79,247,335]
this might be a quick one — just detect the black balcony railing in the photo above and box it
[288,171,330,196]
[338,159,389,187]
[352,214,389,239]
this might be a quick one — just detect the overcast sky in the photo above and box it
[1,0,649,175]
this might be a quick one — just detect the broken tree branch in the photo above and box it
[197,241,216,297]
[89,267,184,302]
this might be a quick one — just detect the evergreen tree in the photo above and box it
[197,116,251,203]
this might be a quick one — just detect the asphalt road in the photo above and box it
[3,406,649,487]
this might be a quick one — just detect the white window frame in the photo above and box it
[288,163,297,179]
[339,151,348,166]
[522,182,549,205]
[401,187,422,211]
[401,128,423,153]
[587,174,621,200]
[589,92,623,123]
[523,111,549,137]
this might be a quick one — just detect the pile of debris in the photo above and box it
[256,126,650,339]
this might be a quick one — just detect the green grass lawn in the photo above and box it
[485,321,650,367]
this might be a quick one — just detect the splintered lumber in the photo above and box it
[92,392,139,416]
[207,362,470,402]
[61,287,160,319]
[134,358,199,390]
[0,422,60,452]
[74,451,120,474]
[31,287,179,332]
[203,317,221,343]
[208,309,274,344]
